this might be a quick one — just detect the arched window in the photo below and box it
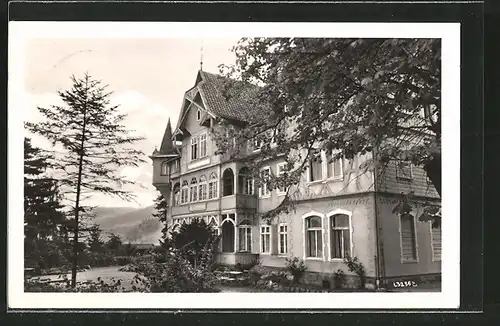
[238,219,252,252]
[305,215,323,258]
[198,175,207,201]
[238,167,253,195]
[190,177,198,202]
[181,180,189,204]
[161,161,169,176]
[222,168,234,196]
[329,213,351,259]
[172,182,180,206]
[208,173,218,199]
[208,216,219,236]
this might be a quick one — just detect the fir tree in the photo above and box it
[152,194,170,246]
[26,73,146,287]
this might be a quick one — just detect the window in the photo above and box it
[260,225,271,253]
[199,133,207,158]
[400,214,417,261]
[396,161,413,180]
[278,223,288,254]
[181,181,189,204]
[259,167,271,197]
[190,178,198,202]
[197,109,201,121]
[198,175,207,201]
[276,163,288,196]
[208,216,219,236]
[305,216,323,258]
[309,158,323,182]
[238,167,254,195]
[172,183,180,206]
[330,214,351,259]
[161,161,169,176]
[327,156,343,180]
[430,223,442,261]
[190,137,198,161]
[208,173,218,199]
[238,220,252,252]
[222,168,234,196]
[171,160,180,174]
[252,138,262,152]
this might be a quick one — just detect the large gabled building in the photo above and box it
[150,70,441,289]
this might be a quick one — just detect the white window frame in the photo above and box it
[302,211,325,261]
[198,175,207,201]
[396,160,413,180]
[199,133,207,158]
[327,153,344,181]
[307,156,324,184]
[260,225,271,254]
[190,137,199,161]
[190,178,198,202]
[252,138,262,153]
[238,222,252,252]
[278,223,288,255]
[208,173,218,199]
[181,181,189,204]
[429,222,442,262]
[171,159,180,174]
[259,166,271,198]
[399,213,419,263]
[327,209,353,261]
[276,162,288,196]
[160,161,169,176]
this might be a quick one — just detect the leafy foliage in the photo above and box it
[285,257,307,284]
[214,38,441,222]
[170,218,219,267]
[152,194,170,246]
[25,73,146,286]
[343,256,366,289]
[131,245,220,293]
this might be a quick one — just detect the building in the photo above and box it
[150,70,441,289]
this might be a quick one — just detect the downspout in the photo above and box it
[373,146,386,290]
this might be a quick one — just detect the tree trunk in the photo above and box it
[71,89,88,288]
[424,154,442,198]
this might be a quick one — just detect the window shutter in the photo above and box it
[271,224,279,255]
[401,215,417,260]
[431,226,442,260]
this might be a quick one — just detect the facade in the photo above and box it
[150,70,441,288]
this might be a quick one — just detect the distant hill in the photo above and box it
[92,205,163,245]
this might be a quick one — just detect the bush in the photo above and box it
[132,241,220,293]
[333,269,346,289]
[25,275,129,293]
[343,256,366,289]
[285,257,307,284]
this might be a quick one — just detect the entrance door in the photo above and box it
[221,221,235,252]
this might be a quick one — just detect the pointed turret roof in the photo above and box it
[158,118,177,155]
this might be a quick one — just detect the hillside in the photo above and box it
[92,205,163,245]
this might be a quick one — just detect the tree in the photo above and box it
[26,73,145,287]
[86,225,105,253]
[170,219,219,268]
[106,233,123,253]
[152,194,170,246]
[215,38,441,222]
[24,137,65,242]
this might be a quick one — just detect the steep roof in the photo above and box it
[157,118,179,155]
[174,70,269,134]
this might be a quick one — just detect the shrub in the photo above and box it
[333,269,346,289]
[132,240,220,293]
[343,256,366,289]
[25,275,129,293]
[285,257,307,284]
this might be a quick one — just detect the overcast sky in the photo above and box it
[25,38,240,208]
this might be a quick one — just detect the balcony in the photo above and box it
[220,194,257,211]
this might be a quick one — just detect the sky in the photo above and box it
[24,37,240,208]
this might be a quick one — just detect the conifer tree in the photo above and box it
[152,194,169,246]
[26,73,145,287]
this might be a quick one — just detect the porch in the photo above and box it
[215,252,259,266]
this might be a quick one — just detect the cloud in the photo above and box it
[23,90,168,208]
